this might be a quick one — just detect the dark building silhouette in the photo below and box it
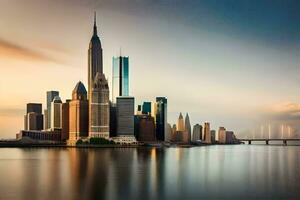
[142,102,151,115]
[110,103,117,137]
[155,97,167,141]
[24,103,43,131]
[135,114,156,142]
[62,100,70,141]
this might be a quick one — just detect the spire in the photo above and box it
[93,12,97,36]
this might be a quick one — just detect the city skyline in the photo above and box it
[1,0,300,138]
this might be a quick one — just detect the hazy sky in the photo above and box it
[1,0,300,138]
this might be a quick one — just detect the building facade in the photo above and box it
[185,113,191,143]
[218,127,227,144]
[46,91,59,129]
[135,114,156,142]
[203,122,211,144]
[192,124,202,141]
[90,73,110,139]
[116,97,134,136]
[69,82,89,144]
[24,103,43,131]
[61,100,70,141]
[156,97,167,141]
[50,96,62,130]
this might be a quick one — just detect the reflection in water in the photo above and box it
[0,146,300,200]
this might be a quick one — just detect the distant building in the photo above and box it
[185,113,191,143]
[19,130,61,141]
[116,97,135,136]
[69,82,89,144]
[142,102,152,115]
[203,122,211,144]
[44,109,48,130]
[26,103,42,114]
[192,124,202,141]
[211,130,216,143]
[225,131,237,144]
[50,96,62,130]
[46,91,59,129]
[112,56,129,103]
[165,123,172,142]
[155,97,167,141]
[61,100,70,141]
[109,102,117,137]
[89,73,110,139]
[24,103,43,131]
[135,114,156,142]
[218,127,227,144]
[177,113,185,131]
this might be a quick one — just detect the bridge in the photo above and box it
[239,138,300,145]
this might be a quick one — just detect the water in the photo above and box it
[0,145,299,200]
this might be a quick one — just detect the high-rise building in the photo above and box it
[61,100,70,141]
[44,109,48,130]
[26,103,42,114]
[90,73,110,139]
[218,127,226,144]
[185,113,191,143]
[142,102,151,115]
[50,96,62,130]
[116,97,134,136]
[46,91,59,129]
[177,113,185,131]
[192,124,202,141]
[155,97,167,141]
[88,13,104,138]
[211,130,216,143]
[165,123,172,142]
[135,114,156,142]
[112,56,129,103]
[69,82,89,144]
[109,102,117,137]
[24,103,43,131]
[203,122,211,144]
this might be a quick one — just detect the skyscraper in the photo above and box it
[90,73,110,139]
[88,13,104,137]
[134,114,156,142]
[24,103,43,131]
[155,97,167,141]
[50,96,62,130]
[185,113,191,143]
[192,124,202,141]
[203,122,211,144]
[218,127,226,144]
[46,91,59,129]
[69,82,89,144]
[112,56,129,103]
[177,113,185,131]
[116,97,134,136]
[61,100,70,141]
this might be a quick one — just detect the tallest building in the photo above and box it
[88,13,103,95]
[88,13,110,138]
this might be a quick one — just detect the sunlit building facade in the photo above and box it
[69,82,89,144]
[203,122,211,144]
[50,96,62,130]
[90,73,110,139]
[46,91,59,129]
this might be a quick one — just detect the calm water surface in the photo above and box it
[0,145,299,200]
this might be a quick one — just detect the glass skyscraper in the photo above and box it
[155,97,167,141]
[112,56,129,103]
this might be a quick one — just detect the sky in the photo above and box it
[0,0,300,139]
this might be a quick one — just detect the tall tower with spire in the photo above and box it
[88,13,109,138]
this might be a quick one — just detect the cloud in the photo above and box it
[266,102,300,121]
[0,39,58,63]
